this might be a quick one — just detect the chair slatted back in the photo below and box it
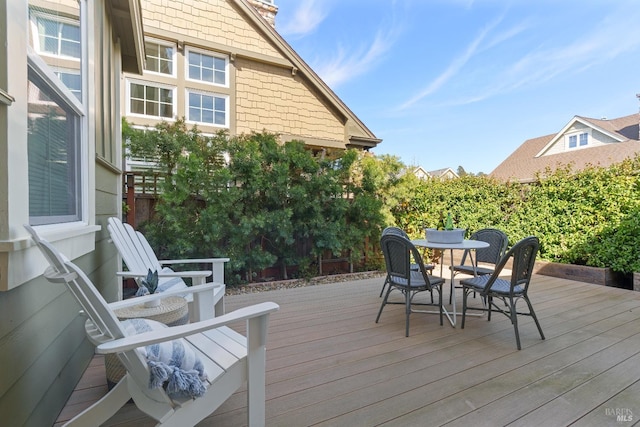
[463,228,509,266]
[381,234,434,288]
[108,217,162,276]
[508,236,539,292]
[25,225,124,340]
[381,234,412,281]
[482,236,539,294]
[26,225,171,404]
[382,226,410,239]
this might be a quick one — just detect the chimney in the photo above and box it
[248,0,278,27]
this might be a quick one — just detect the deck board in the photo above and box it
[55,273,640,426]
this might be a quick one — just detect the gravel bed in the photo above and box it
[225,271,385,295]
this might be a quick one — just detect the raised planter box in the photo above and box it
[533,261,621,287]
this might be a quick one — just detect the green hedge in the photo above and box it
[388,157,640,274]
[124,119,640,278]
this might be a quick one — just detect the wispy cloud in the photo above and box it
[310,3,405,88]
[398,13,518,110]
[430,4,640,107]
[278,0,329,38]
[314,29,399,88]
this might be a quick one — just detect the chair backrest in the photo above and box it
[24,225,126,340]
[485,236,539,294]
[380,233,434,288]
[382,226,410,240]
[108,217,163,275]
[508,236,539,292]
[465,228,509,266]
[25,225,170,404]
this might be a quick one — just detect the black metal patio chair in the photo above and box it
[460,236,545,350]
[376,233,445,337]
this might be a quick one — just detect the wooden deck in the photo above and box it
[55,273,640,426]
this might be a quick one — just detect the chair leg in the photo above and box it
[438,287,443,326]
[379,276,389,297]
[461,288,468,329]
[507,297,522,350]
[66,374,133,426]
[405,289,411,337]
[376,285,393,323]
[524,295,545,341]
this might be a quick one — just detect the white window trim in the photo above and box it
[0,0,97,291]
[29,10,82,62]
[143,37,177,78]
[185,88,229,128]
[126,78,176,120]
[565,129,591,150]
[184,46,229,88]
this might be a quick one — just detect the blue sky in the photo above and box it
[273,0,640,174]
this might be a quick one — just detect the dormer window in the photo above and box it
[567,131,589,149]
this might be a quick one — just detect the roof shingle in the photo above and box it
[491,114,640,182]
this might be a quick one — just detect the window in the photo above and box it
[567,132,589,149]
[579,132,588,146]
[32,13,81,59]
[129,81,175,119]
[28,69,81,224]
[144,40,174,75]
[54,70,82,100]
[28,6,85,226]
[187,48,228,86]
[187,90,228,127]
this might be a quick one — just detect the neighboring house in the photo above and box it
[0,0,144,425]
[123,0,380,172]
[410,166,459,180]
[428,167,459,180]
[491,113,640,182]
[413,166,431,180]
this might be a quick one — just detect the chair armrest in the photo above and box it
[159,258,229,283]
[116,270,211,280]
[159,257,230,265]
[95,302,279,354]
[107,282,223,310]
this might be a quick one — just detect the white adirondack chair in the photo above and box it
[25,225,279,427]
[108,217,228,319]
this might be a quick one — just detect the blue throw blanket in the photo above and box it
[121,318,208,399]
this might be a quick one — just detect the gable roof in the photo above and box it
[234,0,381,149]
[428,167,459,179]
[491,113,640,182]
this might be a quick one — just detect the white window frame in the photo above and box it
[126,78,176,120]
[186,89,229,128]
[29,10,82,61]
[565,130,591,150]
[185,46,229,88]
[53,67,82,100]
[0,0,99,291]
[143,37,176,77]
[28,53,85,225]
